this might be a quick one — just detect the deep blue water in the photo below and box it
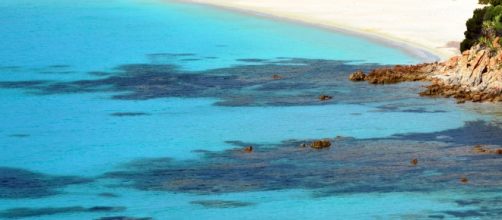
[1,0,501,219]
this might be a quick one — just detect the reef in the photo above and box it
[102,121,502,196]
[0,167,92,199]
[0,206,125,218]
[190,200,254,208]
[350,38,502,103]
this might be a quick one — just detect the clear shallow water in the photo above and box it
[0,0,501,219]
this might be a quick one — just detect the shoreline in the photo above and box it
[169,0,479,62]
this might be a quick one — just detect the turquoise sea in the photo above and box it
[1,0,501,219]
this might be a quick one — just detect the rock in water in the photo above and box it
[471,145,502,155]
[349,71,366,81]
[243,146,253,153]
[310,140,331,149]
[319,95,332,101]
[460,177,469,184]
[410,158,418,166]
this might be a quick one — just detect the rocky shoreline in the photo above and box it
[351,38,502,103]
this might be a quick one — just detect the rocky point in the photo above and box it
[349,37,502,103]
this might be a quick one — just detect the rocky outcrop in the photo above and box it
[310,140,331,149]
[350,38,502,103]
[364,64,436,84]
[426,39,502,102]
[348,71,366,81]
[472,145,502,155]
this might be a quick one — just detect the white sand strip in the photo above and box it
[176,0,480,60]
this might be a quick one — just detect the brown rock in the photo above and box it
[364,64,432,84]
[349,71,366,81]
[410,158,418,166]
[446,56,460,68]
[319,95,333,101]
[493,37,501,48]
[356,43,502,103]
[473,145,487,153]
[310,140,331,149]
[460,177,469,184]
[472,94,482,102]
[471,145,502,155]
[243,146,253,153]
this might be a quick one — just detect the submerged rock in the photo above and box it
[471,145,502,155]
[243,146,253,153]
[460,177,469,184]
[310,140,331,149]
[319,95,333,101]
[410,158,418,166]
[348,71,366,81]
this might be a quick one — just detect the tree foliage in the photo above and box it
[460,0,502,51]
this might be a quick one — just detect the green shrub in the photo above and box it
[479,0,502,6]
[461,3,502,51]
[461,7,489,51]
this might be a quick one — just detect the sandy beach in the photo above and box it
[178,0,480,60]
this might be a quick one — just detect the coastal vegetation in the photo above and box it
[461,0,502,51]
[351,0,502,104]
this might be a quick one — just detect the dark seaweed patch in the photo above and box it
[88,206,126,212]
[110,112,150,117]
[98,192,120,198]
[0,80,48,89]
[8,134,30,138]
[237,58,267,63]
[147,53,195,57]
[224,140,262,148]
[147,53,196,64]
[441,196,502,218]
[103,121,502,196]
[443,210,485,218]
[47,65,71,68]
[190,200,254,208]
[0,59,426,107]
[0,167,92,199]
[392,120,502,145]
[96,216,152,220]
[35,65,75,75]
[0,207,84,219]
[0,66,22,71]
[180,58,201,62]
[0,206,125,219]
